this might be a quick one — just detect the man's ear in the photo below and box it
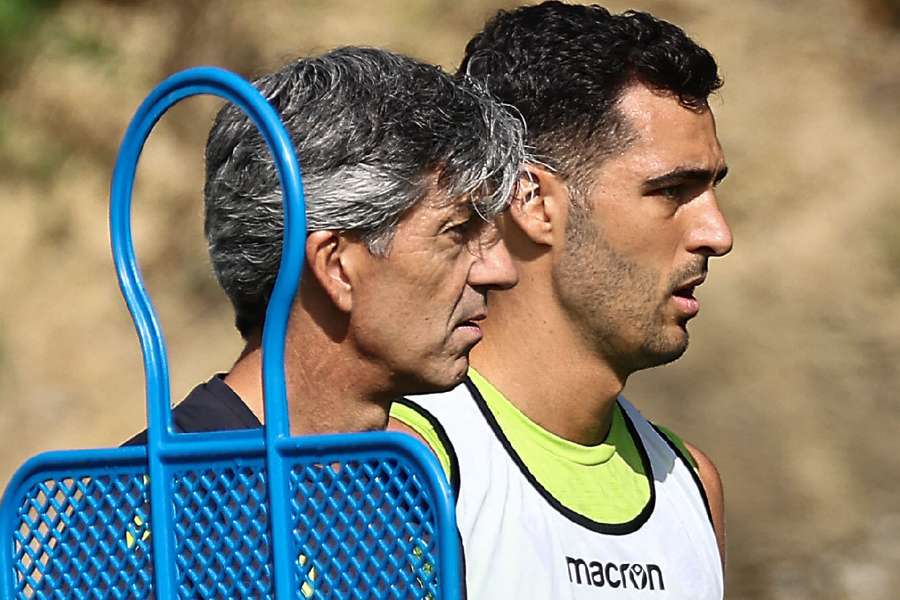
[509,164,569,247]
[305,230,356,313]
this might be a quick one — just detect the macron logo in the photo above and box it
[566,556,665,591]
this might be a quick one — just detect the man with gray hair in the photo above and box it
[127,46,523,442]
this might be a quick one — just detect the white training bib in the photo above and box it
[405,378,723,599]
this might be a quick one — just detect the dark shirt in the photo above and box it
[124,375,261,445]
[118,376,271,596]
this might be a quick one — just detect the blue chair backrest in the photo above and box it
[0,66,461,599]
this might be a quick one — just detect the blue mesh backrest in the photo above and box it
[11,466,153,599]
[288,458,438,598]
[1,67,460,599]
[7,451,446,599]
[171,461,272,597]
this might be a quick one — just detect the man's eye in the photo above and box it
[657,186,683,200]
[653,183,704,203]
[445,221,471,237]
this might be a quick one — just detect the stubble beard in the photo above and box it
[552,210,690,376]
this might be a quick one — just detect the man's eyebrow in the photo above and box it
[643,165,729,189]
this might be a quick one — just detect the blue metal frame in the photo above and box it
[0,66,460,599]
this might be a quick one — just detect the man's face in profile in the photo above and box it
[346,193,518,393]
[553,84,733,372]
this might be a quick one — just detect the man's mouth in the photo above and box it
[456,313,486,329]
[670,275,706,316]
[673,273,706,295]
[672,285,696,300]
[454,311,487,344]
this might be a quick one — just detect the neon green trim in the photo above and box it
[470,368,650,524]
[126,475,152,549]
[297,553,317,598]
[390,402,453,479]
[655,424,698,470]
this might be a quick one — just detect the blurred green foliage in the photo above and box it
[0,102,71,186]
[0,103,8,144]
[0,0,88,186]
[0,0,61,70]
[57,27,116,62]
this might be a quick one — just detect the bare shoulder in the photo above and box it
[684,441,727,569]
[684,442,723,499]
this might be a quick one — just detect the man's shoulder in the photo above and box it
[122,375,261,446]
[621,401,725,560]
[615,397,699,470]
[388,380,480,486]
[391,378,488,432]
[389,378,476,430]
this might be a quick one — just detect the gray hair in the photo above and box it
[204,47,525,337]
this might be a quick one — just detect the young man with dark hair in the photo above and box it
[390,4,733,597]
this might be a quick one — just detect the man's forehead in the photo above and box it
[612,84,725,174]
[420,192,474,217]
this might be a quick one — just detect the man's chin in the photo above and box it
[430,358,470,391]
[434,361,469,392]
[399,358,469,396]
[638,331,689,369]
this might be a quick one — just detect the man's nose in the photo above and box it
[469,235,519,290]
[686,192,733,258]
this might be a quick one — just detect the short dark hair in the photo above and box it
[459,1,722,195]
[205,47,524,338]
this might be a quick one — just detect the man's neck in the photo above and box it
[471,279,626,446]
[224,320,393,436]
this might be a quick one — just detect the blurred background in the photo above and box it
[0,0,897,597]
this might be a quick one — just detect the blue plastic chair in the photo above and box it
[0,67,461,599]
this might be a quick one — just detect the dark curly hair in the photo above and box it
[459,1,723,197]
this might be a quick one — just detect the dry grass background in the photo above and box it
[0,0,898,597]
